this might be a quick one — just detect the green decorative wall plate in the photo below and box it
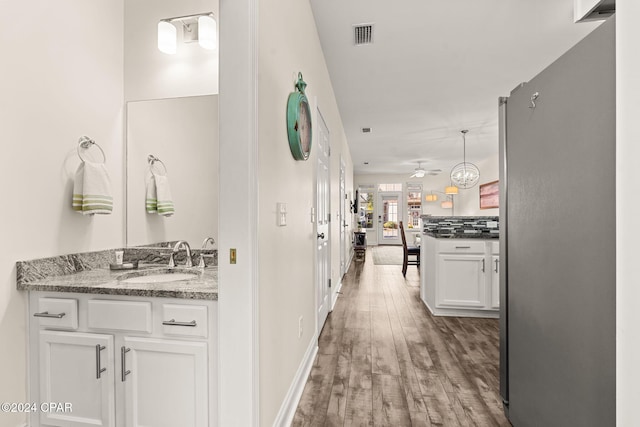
[287,72,312,161]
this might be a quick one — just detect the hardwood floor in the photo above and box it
[292,247,510,427]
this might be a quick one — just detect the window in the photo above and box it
[357,185,375,229]
[378,183,402,192]
[407,183,422,230]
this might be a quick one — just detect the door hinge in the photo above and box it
[329,279,332,288]
[327,213,331,222]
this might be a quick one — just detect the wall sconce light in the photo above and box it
[158,12,217,55]
[158,21,177,54]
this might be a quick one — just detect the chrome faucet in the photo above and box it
[198,237,216,268]
[169,240,192,268]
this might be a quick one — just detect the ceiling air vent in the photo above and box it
[353,24,374,46]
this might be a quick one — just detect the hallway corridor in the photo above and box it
[292,247,510,426]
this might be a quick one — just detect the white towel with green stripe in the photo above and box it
[145,170,174,217]
[72,161,113,215]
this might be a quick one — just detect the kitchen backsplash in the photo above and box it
[421,216,499,236]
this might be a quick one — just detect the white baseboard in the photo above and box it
[272,337,318,427]
[331,279,343,311]
[345,251,354,274]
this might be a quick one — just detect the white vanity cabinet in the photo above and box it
[28,292,217,427]
[421,235,499,318]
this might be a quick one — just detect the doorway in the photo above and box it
[377,191,402,245]
[339,159,347,278]
[316,109,331,333]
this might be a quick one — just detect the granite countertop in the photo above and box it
[423,231,499,239]
[17,265,218,300]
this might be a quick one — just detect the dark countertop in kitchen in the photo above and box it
[423,231,499,239]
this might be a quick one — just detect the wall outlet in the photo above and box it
[298,316,303,338]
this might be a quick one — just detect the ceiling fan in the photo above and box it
[411,162,441,178]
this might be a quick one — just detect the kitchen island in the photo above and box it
[420,216,499,318]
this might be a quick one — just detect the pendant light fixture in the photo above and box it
[441,200,453,209]
[450,129,480,189]
[445,184,459,195]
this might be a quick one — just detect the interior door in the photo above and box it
[316,110,331,332]
[377,192,401,245]
[339,160,346,277]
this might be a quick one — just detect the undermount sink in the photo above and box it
[118,268,200,284]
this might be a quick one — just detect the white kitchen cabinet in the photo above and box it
[28,293,216,427]
[421,235,499,317]
[437,254,486,308]
[39,330,115,427]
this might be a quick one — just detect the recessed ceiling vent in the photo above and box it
[353,24,374,46]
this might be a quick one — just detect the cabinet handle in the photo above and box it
[495,258,499,273]
[95,345,106,379]
[455,246,471,249]
[162,319,197,327]
[34,311,66,319]
[482,259,485,273]
[121,347,131,382]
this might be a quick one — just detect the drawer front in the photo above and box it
[88,300,152,333]
[162,304,208,338]
[491,240,499,255]
[35,298,78,330]
[438,240,486,254]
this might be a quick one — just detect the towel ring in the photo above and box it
[77,136,106,163]
[148,154,168,175]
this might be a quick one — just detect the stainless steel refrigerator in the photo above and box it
[499,16,615,427]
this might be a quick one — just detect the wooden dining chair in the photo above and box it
[400,221,420,277]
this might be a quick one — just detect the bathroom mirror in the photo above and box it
[125,95,219,247]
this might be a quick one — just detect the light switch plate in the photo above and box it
[277,203,287,226]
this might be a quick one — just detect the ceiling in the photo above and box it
[309,0,603,176]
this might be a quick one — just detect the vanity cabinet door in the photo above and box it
[122,337,208,427]
[39,330,115,427]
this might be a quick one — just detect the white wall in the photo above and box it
[616,3,640,425]
[124,0,219,101]
[257,0,353,423]
[0,1,124,426]
[455,154,500,216]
